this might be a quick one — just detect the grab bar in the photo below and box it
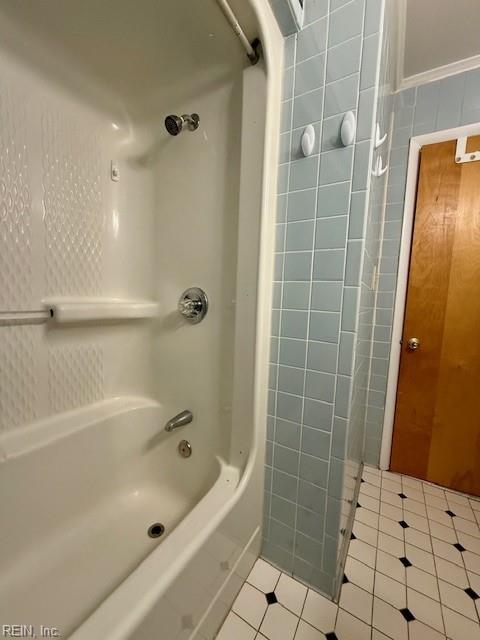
[165,410,193,432]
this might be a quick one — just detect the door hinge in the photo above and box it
[455,137,480,164]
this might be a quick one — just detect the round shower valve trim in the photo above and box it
[178,287,208,324]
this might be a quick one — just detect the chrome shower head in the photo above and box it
[165,113,200,136]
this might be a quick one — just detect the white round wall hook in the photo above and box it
[301,124,315,157]
[340,111,356,147]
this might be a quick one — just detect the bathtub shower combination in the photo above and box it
[0,1,282,638]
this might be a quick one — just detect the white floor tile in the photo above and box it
[344,556,374,593]
[457,531,480,556]
[380,502,403,522]
[233,583,268,629]
[435,556,468,588]
[376,549,406,584]
[339,582,373,625]
[372,597,408,640]
[294,620,326,640]
[260,604,299,640]
[382,478,402,494]
[438,579,477,620]
[363,471,382,487]
[248,559,281,593]
[217,612,257,640]
[429,520,458,544]
[445,492,471,508]
[381,489,403,508]
[454,516,480,538]
[451,504,476,522]
[403,511,429,533]
[301,589,338,634]
[406,565,439,601]
[407,589,444,633]
[402,487,425,504]
[425,493,448,510]
[464,550,480,575]
[353,521,378,546]
[378,531,405,558]
[371,630,392,640]
[406,544,436,575]
[467,570,480,593]
[378,515,404,541]
[408,619,446,640]
[360,483,381,500]
[404,498,428,517]
[276,573,308,616]
[402,476,424,491]
[335,608,371,640]
[359,494,381,513]
[348,539,376,568]
[432,538,464,566]
[427,506,454,528]
[374,572,406,608]
[443,606,480,640]
[423,483,446,498]
[355,506,380,529]
[405,527,433,552]
[382,471,402,484]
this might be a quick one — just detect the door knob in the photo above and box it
[407,337,421,351]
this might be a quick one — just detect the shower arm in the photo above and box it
[215,0,260,65]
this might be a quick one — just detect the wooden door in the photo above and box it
[390,137,480,496]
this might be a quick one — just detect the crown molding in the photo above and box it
[399,52,480,92]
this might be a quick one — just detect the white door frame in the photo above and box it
[379,122,480,471]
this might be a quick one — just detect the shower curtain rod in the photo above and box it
[215,0,260,64]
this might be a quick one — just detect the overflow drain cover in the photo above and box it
[148,522,165,538]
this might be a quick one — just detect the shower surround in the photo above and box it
[0,1,282,638]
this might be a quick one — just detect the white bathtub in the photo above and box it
[0,398,260,639]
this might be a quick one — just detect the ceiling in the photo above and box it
[404,0,480,80]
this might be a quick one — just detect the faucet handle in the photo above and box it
[178,288,208,324]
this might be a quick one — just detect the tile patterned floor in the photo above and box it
[218,466,480,640]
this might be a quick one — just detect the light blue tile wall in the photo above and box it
[263,0,385,598]
[364,67,480,466]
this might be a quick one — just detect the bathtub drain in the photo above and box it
[148,522,165,538]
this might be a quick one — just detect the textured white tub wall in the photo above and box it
[0,44,158,432]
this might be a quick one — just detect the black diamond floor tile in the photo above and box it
[398,492,407,499]
[325,633,338,640]
[465,587,479,600]
[399,520,409,529]
[265,592,277,605]
[350,532,357,540]
[400,608,415,622]
[454,542,466,552]
[342,574,349,584]
[400,556,412,567]
[446,510,456,517]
